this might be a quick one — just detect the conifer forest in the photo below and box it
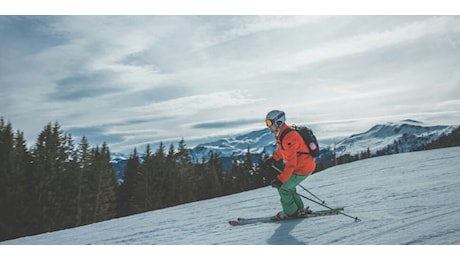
[0,117,275,242]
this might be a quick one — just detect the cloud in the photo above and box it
[191,16,325,51]
[65,125,126,145]
[1,16,460,154]
[191,118,261,129]
[126,90,263,118]
[240,16,460,76]
[50,72,121,101]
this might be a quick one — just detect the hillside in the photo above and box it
[3,146,460,245]
[333,119,456,156]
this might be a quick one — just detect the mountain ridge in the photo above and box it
[110,120,458,180]
[188,119,456,162]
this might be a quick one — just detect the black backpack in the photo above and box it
[279,125,320,157]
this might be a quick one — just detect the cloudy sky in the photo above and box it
[1,14,460,154]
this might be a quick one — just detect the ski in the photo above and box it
[229,207,344,226]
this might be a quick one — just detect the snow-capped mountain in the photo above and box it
[333,119,456,156]
[188,119,457,165]
[110,152,129,184]
[189,128,275,166]
[110,119,457,177]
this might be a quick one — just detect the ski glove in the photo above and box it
[270,178,282,189]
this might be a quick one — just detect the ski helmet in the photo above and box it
[265,110,285,130]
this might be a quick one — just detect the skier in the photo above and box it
[265,110,316,220]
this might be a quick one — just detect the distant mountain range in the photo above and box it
[333,119,454,154]
[111,119,458,182]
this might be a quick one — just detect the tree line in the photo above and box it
[414,127,460,151]
[0,117,277,242]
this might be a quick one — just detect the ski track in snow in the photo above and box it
[2,147,460,245]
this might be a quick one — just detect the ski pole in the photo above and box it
[270,164,360,221]
[298,184,326,205]
[286,188,361,222]
[271,164,326,205]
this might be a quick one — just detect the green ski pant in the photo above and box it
[278,174,309,216]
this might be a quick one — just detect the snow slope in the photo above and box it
[2,147,460,245]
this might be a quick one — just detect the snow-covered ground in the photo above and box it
[3,147,460,257]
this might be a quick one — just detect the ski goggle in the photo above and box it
[265,119,273,127]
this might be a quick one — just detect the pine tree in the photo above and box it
[32,122,69,232]
[193,157,207,200]
[244,147,258,189]
[117,148,140,216]
[86,142,117,222]
[129,148,146,214]
[211,152,225,190]
[59,133,79,228]
[11,130,36,237]
[175,138,195,204]
[206,151,222,198]
[226,159,244,193]
[153,142,168,208]
[76,136,92,225]
[258,154,274,187]
[91,143,117,222]
[164,143,179,207]
[140,144,156,211]
[0,119,16,240]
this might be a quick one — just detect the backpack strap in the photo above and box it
[278,127,293,150]
[279,126,310,155]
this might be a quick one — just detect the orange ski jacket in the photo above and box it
[273,123,316,183]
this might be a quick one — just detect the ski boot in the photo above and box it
[298,206,312,217]
[273,211,290,220]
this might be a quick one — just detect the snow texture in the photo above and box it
[2,147,460,246]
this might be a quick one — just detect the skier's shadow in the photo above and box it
[266,220,306,245]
